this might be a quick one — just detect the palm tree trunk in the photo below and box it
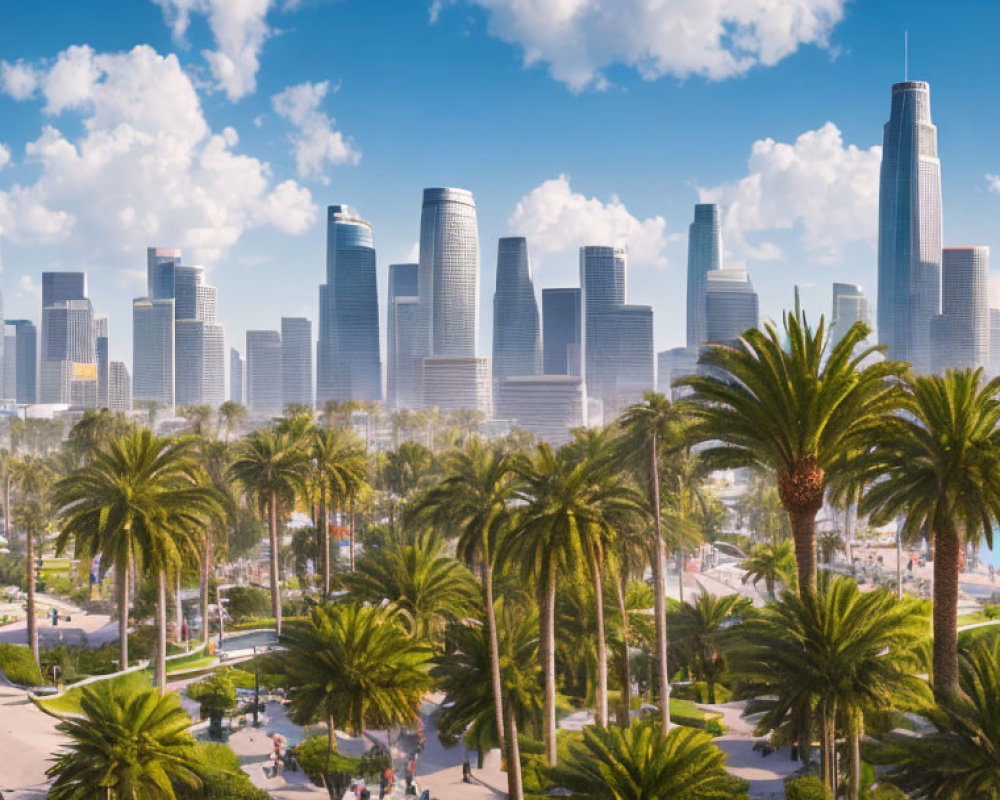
[504,694,524,800]
[615,576,632,727]
[268,492,282,637]
[677,551,684,604]
[650,430,671,735]
[25,521,39,669]
[932,526,961,696]
[542,563,557,768]
[848,711,861,800]
[327,714,336,753]
[156,569,167,693]
[592,556,608,727]
[320,489,330,597]
[789,508,818,601]
[201,532,211,647]
[117,559,129,669]
[482,563,505,752]
[349,498,356,572]
[175,571,183,642]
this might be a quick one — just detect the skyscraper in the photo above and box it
[705,268,759,346]
[246,330,282,415]
[109,362,131,412]
[931,246,989,372]
[877,81,943,373]
[542,288,582,377]
[175,319,205,407]
[387,263,420,409]
[588,303,654,420]
[831,283,872,347]
[580,245,629,421]
[686,204,724,348]
[492,237,541,382]
[147,247,182,301]
[168,264,224,408]
[657,347,698,400]
[317,205,381,405]
[40,293,96,405]
[496,375,584,445]
[422,356,491,415]
[42,272,86,308]
[229,348,244,405]
[6,319,37,404]
[202,324,225,407]
[281,317,312,409]
[132,297,175,407]
[420,188,480,357]
[95,315,109,407]
[990,309,1000,377]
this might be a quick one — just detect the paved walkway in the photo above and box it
[0,674,65,800]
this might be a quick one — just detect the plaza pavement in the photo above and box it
[0,673,64,800]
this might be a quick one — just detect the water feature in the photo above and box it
[218,629,278,654]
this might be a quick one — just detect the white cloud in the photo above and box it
[15,274,42,302]
[698,122,881,263]
[0,44,317,264]
[436,0,848,91]
[0,59,42,100]
[509,174,669,267]
[0,144,10,171]
[986,173,1000,194]
[272,80,360,180]
[154,0,274,100]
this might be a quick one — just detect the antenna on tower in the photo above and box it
[904,30,908,81]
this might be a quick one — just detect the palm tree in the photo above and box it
[616,391,687,736]
[346,532,478,640]
[733,575,929,798]
[11,456,53,669]
[669,593,750,704]
[678,311,902,600]
[382,441,434,533]
[217,401,248,440]
[229,429,310,636]
[312,426,367,588]
[740,541,796,601]
[280,603,431,753]
[502,443,642,766]
[549,723,749,800]
[47,684,203,800]
[197,438,237,646]
[838,369,1000,697]
[874,637,1000,798]
[53,431,221,688]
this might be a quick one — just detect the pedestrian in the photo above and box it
[406,756,415,788]
[462,757,472,783]
[379,772,388,799]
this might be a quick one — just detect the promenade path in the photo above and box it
[0,673,64,800]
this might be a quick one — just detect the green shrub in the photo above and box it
[704,719,726,737]
[224,586,271,622]
[0,643,44,685]
[295,735,361,793]
[187,671,237,713]
[984,604,1000,620]
[865,786,906,800]
[785,776,832,800]
[193,742,269,800]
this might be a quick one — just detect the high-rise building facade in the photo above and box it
[42,272,86,308]
[931,246,989,373]
[420,188,480,357]
[686,203,724,348]
[229,348,244,405]
[831,283,872,347]
[6,319,36,404]
[542,288,582,377]
[990,309,1000,377]
[40,292,96,406]
[317,205,381,405]
[109,362,131,412]
[246,330,282,415]
[95,315,109,407]
[496,375,585,445]
[147,248,182,301]
[657,347,699,400]
[202,324,225,407]
[281,317,312,410]
[132,297,175,407]
[387,263,420,409]
[175,319,205,407]
[492,237,541,382]
[705,269,759,346]
[422,356,491,415]
[877,81,943,373]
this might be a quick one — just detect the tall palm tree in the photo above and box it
[502,443,642,766]
[669,593,750,704]
[740,541,796,601]
[47,684,203,800]
[874,637,1000,798]
[838,368,1000,697]
[12,456,53,669]
[346,532,478,640]
[216,401,248,441]
[229,429,310,636]
[197,438,237,646]
[382,441,435,534]
[678,311,902,600]
[312,426,367,588]
[53,431,221,688]
[733,575,929,798]
[280,603,431,753]
[549,724,749,800]
[616,392,687,736]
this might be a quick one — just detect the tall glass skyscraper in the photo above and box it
[5,319,36,404]
[877,81,943,373]
[281,317,313,409]
[147,248,182,300]
[387,263,420,409]
[542,288,581,377]
[317,205,381,405]
[246,330,282,415]
[132,297,175,406]
[581,245,627,418]
[229,348,243,404]
[420,188,480,357]
[705,269,759,346]
[686,203,724,348]
[931,246,989,372]
[95,315,109,407]
[831,283,872,347]
[492,237,541,381]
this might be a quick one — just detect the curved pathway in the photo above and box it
[0,674,65,800]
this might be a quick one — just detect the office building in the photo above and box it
[40,295,96,405]
[42,272,86,308]
[95,315,109,407]
[2,331,13,401]
[496,375,585,445]
[581,246,626,401]
[877,81,943,373]
[5,319,36,403]
[229,348,244,405]
[422,356,491,415]
[317,205,381,405]
[175,319,205,407]
[492,237,541,383]
[109,362,131,412]
[542,288,582,376]
[420,188,480,357]
[686,204,724,348]
[705,269,759,346]
[201,324,225,407]
[931,246,989,373]
[246,330,282,415]
[387,263,420,409]
[658,347,698,399]
[132,297,175,407]
[281,317,312,410]
[147,248,182,301]
[831,283,872,347]
[990,309,1000,377]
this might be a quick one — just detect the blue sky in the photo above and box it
[2,0,1000,372]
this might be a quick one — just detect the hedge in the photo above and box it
[0,643,45,686]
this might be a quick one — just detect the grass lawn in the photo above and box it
[166,656,217,674]
[36,669,151,716]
